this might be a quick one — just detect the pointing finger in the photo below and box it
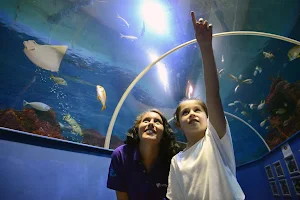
[191,11,197,31]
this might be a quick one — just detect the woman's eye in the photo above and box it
[195,109,201,112]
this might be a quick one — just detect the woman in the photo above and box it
[166,12,245,200]
[107,109,180,200]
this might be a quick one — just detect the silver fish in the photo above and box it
[23,100,51,111]
[120,33,138,40]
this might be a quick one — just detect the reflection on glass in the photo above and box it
[265,165,274,179]
[270,181,279,196]
[279,180,291,196]
[148,52,169,92]
[291,177,300,195]
[284,155,299,174]
[273,161,284,178]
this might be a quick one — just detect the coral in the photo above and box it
[264,77,300,149]
[82,129,105,147]
[0,108,64,140]
[82,129,123,149]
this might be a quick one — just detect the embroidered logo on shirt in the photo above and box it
[109,168,116,177]
[156,183,168,188]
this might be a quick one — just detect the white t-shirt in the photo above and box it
[167,118,245,200]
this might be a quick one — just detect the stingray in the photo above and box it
[23,40,68,72]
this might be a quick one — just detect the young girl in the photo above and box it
[166,12,245,200]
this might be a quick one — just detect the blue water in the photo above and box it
[0,0,300,166]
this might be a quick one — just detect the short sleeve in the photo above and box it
[107,149,127,192]
[166,157,184,200]
[206,117,236,175]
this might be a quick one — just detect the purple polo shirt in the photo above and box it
[107,144,170,200]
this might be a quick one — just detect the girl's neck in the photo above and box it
[185,131,205,149]
[139,142,159,172]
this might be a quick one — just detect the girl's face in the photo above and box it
[177,100,208,136]
[138,112,164,144]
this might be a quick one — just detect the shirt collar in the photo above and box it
[133,145,163,166]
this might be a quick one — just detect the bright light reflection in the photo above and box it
[148,52,169,92]
[141,1,168,34]
[188,84,193,99]
[186,81,194,99]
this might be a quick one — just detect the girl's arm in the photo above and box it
[116,191,129,200]
[191,11,226,138]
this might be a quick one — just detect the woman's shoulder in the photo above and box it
[111,144,136,157]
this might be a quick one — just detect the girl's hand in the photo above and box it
[191,11,213,49]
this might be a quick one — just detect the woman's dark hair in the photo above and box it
[124,109,180,163]
[174,98,208,126]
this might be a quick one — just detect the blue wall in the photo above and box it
[0,128,299,200]
[0,128,116,200]
[237,132,300,200]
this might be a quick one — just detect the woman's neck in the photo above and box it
[139,142,159,172]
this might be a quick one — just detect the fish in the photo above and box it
[50,74,67,85]
[141,21,145,36]
[117,13,130,28]
[221,55,224,63]
[228,103,235,106]
[229,74,238,82]
[120,33,138,40]
[96,85,107,111]
[59,122,73,131]
[257,100,265,110]
[62,75,95,87]
[238,74,243,80]
[63,114,83,135]
[242,79,253,84]
[234,108,238,112]
[249,104,256,109]
[260,119,267,127]
[23,100,51,111]
[234,101,241,104]
[275,108,286,115]
[241,111,248,116]
[263,51,274,59]
[218,68,225,77]
[256,66,262,73]
[23,40,68,72]
[253,70,258,76]
[253,66,262,76]
[287,45,300,61]
[234,84,240,93]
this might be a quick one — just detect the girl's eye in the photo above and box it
[195,109,201,112]
[182,110,189,115]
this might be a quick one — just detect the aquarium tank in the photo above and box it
[0,0,299,167]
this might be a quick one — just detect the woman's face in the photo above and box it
[138,112,164,144]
